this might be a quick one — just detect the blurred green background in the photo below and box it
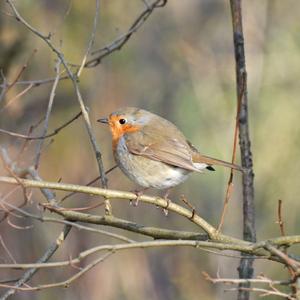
[1,0,300,299]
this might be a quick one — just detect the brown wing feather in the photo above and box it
[124,113,243,172]
[124,123,199,172]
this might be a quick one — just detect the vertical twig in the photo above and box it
[229,1,256,300]
[34,60,61,169]
[277,199,285,236]
[217,76,244,232]
[276,200,298,297]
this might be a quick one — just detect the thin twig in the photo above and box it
[0,186,21,222]
[86,0,167,67]
[0,225,72,300]
[0,149,30,213]
[0,251,112,292]
[277,199,286,236]
[60,165,117,203]
[1,236,300,273]
[0,49,37,107]
[264,244,300,272]
[2,175,300,254]
[275,199,297,294]
[76,0,100,76]
[0,111,82,140]
[0,75,69,89]
[6,0,110,212]
[1,196,208,242]
[0,175,244,243]
[15,117,45,163]
[0,198,134,243]
[0,240,256,271]
[217,75,245,232]
[203,272,291,286]
[226,287,294,299]
[0,150,72,300]
[0,235,16,263]
[34,60,61,169]
[0,1,167,89]
[0,83,33,113]
[6,216,33,230]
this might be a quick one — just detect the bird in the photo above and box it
[98,107,242,200]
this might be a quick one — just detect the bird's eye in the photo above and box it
[119,118,127,125]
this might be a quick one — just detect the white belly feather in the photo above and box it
[115,137,191,189]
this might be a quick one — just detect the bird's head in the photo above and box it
[98,107,152,143]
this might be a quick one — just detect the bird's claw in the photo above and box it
[190,208,196,220]
[180,194,196,219]
[130,188,148,207]
[162,189,172,216]
[163,198,171,216]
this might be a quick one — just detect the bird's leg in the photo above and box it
[180,194,196,219]
[163,188,172,216]
[130,187,149,206]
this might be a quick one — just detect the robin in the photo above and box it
[98,107,241,200]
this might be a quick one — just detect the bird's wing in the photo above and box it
[124,128,199,172]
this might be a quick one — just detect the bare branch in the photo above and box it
[77,0,100,76]
[6,0,110,212]
[0,252,112,292]
[0,0,168,90]
[0,49,37,106]
[0,111,82,140]
[264,244,300,272]
[0,240,257,271]
[1,175,300,253]
[203,272,291,286]
[0,225,72,300]
[0,83,33,113]
[60,165,118,203]
[0,235,16,263]
[0,175,242,243]
[218,76,245,232]
[226,287,294,299]
[34,59,61,169]
[277,199,286,236]
[86,0,167,67]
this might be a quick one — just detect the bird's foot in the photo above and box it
[163,189,171,216]
[130,188,148,207]
[163,199,171,216]
[180,194,196,219]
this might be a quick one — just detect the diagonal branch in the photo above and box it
[2,176,299,252]
[85,0,167,67]
[0,1,167,91]
[33,59,61,169]
[0,175,243,243]
[0,111,82,140]
[6,0,110,213]
[0,225,72,300]
[0,149,72,300]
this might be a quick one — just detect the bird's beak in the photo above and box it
[97,117,109,124]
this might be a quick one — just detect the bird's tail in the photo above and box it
[192,153,243,172]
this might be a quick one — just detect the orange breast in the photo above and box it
[109,115,140,149]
